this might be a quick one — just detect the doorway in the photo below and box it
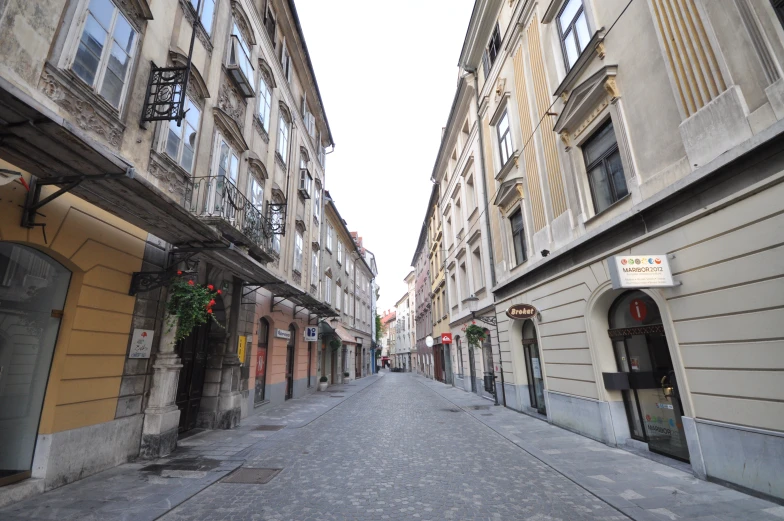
[522,320,546,415]
[609,291,690,462]
[254,319,269,404]
[176,322,210,432]
[0,243,71,487]
[468,347,477,393]
[285,326,295,400]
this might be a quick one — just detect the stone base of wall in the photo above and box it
[546,391,615,444]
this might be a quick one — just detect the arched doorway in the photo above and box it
[608,291,689,461]
[254,318,269,404]
[285,325,296,400]
[522,320,546,415]
[0,243,71,486]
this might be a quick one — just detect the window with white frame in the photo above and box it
[277,113,290,161]
[326,225,333,251]
[313,187,321,221]
[249,176,264,210]
[302,100,317,139]
[190,0,215,35]
[471,246,484,291]
[215,135,239,185]
[557,0,591,69]
[71,0,138,109]
[337,241,343,264]
[311,250,318,287]
[229,22,253,83]
[344,289,349,316]
[280,42,292,82]
[258,75,272,130]
[325,274,332,303]
[481,23,503,79]
[466,174,477,212]
[497,110,513,166]
[271,199,283,254]
[459,262,469,301]
[164,97,201,173]
[336,286,342,311]
[294,231,303,273]
[510,209,527,265]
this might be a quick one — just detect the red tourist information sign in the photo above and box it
[441,333,453,344]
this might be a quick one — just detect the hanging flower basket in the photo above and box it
[462,322,487,348]
[167,272,224,341]
[330,338,342,351]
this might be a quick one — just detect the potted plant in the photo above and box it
[318,375,329,392]
[343,371,350,383]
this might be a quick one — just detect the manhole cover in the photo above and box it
[222,467,282,484]
[254,425,285,431]
[441,408,460,412]
[330,395,345,398]
[468,405,491,410]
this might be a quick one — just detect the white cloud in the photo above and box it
[297,0,474,311]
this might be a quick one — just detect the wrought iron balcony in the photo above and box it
[185,176,274,262]
[226,35,254,97]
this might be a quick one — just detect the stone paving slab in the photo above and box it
[416,375,782,521]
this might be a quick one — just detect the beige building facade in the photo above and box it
[432,0,784,501]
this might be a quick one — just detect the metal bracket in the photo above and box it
[271,295,287,313]
[475,315,498,326]
[127,247,204,296]
[21,170,134,236]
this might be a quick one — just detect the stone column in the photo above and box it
[215,277,243,429]
[140,314,182,458]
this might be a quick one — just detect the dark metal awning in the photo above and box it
[0,77,279,287]
[266,282,337,320]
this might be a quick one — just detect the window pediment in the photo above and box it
[258,59,276,88]
[493,178,524,211]
[169,50,210,100]
[231,0,256,45]
[247,151,268,180]
[554,65,617,138]
[278,101,291,123]
[213,108,249,152]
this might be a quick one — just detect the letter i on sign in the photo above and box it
[630,299,647,322]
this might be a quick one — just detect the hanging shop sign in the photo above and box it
[304,326,318,342]
[441,333,453,344]
[129,329,154,359]
[275,328,291,340]
[237,335,247,365]
[608,255,675,289]
[506,304,538,320]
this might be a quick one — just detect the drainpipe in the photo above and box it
[465,67,506,408]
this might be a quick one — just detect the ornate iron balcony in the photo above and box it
[185,175,274,262]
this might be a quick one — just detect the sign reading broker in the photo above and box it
[608,255,676,289]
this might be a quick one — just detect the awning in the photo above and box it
[332,322,358,344]
[0,77,279,286]
[265,282,337,320]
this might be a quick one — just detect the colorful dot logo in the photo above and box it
[621,259,628,265]
[634,258,641,265]
[654,258,662,265]
[648,258,654,264]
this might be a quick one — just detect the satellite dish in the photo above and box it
[0,169,22,187]
[425,335,434,347]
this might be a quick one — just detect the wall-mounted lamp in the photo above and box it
[541,249,550,257]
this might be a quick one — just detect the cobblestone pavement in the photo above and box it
[2,372,782,521]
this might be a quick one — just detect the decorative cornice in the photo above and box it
[148,149,190,203]
[39,65,124,148]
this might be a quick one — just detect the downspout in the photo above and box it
[465,68,505,407]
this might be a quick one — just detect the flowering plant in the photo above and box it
[167,272,223,341]
[461,321,487,348]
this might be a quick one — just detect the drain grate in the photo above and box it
[141,458,221,474]
[222,467,282,484]
[253,425,285,431]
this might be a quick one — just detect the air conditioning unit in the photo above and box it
[298,169,312,199]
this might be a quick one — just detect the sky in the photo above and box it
[296,0,475,313]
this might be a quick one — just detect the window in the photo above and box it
[557,0,591,69]
[344,289,349,315]
[449,273,457,309]
[294,231,303,273]
[337,241,343,264]
[164,98,200,173]
[582,120,628,213]
[215,136,239,185]
[249,176,264,209]
[271,201,283,254]
[336,286,341,311]
[326,225,333,251]
[311,250,319,287]
[318,145,326,167]
[459,262,469,301]
[258,76,272,130]
[510,209,527,265]
[325,274,332,303]
[472,246,484,291]
[71,0,138,109]
[457,337,464,375]
[280,43,292,82]
[302,99,317,139]
[228,22,253,87]
[277,114,290,161]
[299,156,312,198]
[774,0,784,28]
[497,110,513,166]
[466,175,477,212]
[482,23,503,78]
[314,188,321,221]
[190,0,215,35]
[264,6,276,44]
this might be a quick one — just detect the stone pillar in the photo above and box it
[215,277,243,429]
[140,314,182,459]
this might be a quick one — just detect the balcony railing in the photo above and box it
[226,35,254,97]
[185,175,274,261]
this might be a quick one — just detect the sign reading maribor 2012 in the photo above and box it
[608,255,676,289]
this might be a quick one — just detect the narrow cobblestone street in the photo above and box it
[2,372,782,521]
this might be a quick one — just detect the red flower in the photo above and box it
[188,280,194,286]
[472,320,476,325]
[207,284,214,290]
[217,289,222,295]
[177,270,183,275]
[209,299,216,306]
[207,308,213,314]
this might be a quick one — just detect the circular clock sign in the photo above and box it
[425,335,434,347]
[506,304,538,320]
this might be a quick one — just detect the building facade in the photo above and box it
[413,219,431,376]
[379,310,396,368]
[433,0,784,501]
[0,0,345,501]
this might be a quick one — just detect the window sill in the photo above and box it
[582,193,631,226]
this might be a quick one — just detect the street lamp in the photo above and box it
[465,294,502,406]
